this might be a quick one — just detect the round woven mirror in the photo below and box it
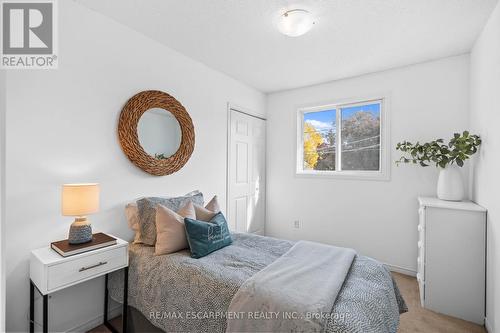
[118,90,195,176]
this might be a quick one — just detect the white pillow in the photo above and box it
[155,201,196,255]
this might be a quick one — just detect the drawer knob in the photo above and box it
[417,225,423,232]
[79,261,107,272]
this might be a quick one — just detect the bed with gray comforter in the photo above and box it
[109,232,407,333]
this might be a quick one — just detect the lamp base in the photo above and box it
[68,217,93,244]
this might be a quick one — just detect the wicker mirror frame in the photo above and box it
[118,90,195,176]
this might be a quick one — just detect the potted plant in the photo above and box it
[396,131,481,201]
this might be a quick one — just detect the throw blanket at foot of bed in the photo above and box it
[226,241,356,333]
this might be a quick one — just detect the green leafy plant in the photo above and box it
[155,153,167,160]
[396,131,481,168]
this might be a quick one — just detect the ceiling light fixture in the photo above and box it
[277,9,315,37]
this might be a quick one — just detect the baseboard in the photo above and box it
[485,317,492,333]
[65,304,122,333]
[384,263,417,277]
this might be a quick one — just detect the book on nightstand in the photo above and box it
[51,232,117,257]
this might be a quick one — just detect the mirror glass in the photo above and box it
[137,108,182,159]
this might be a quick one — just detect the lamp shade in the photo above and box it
[61,183,100,216]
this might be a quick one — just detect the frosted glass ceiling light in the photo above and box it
[278,9,315,37]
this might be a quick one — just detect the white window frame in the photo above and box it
[296,96,390,181]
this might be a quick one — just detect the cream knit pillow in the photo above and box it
[155,201,196,255]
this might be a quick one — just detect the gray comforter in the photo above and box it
[109,233,407,333]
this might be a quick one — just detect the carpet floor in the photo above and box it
[89,272,486,333]
[394,272,486,333]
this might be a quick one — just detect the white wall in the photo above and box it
[470,2,500,331]
[4,1,265,332]
[266,55,470,273]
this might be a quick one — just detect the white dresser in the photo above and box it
[417,197,486,324]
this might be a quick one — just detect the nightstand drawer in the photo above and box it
[47,246,127,291]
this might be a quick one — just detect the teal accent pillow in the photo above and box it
[184,212,232,258]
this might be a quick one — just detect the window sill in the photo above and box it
[295,170,390,181]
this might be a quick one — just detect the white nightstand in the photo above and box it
[29,235,129,333]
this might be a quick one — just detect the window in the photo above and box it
[297,98,389,180]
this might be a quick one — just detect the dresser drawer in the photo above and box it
[416,273,425,307]
[417,253,425,278]
[418,206,426,238]
[417,223,425,249]
[47,246,127,292]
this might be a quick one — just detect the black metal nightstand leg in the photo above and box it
[43,294,48,333]
[104,268,128,333]
[30,281,34,333]
[30,280,48,333]
[104,274,109,323]
[103,273,118,333]
[123,267,128,333]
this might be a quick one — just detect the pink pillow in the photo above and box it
[194,195,221,221]
[155,201,196,255]
[125,203,141,244]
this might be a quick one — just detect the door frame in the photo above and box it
[0,70,6,331]
[226,103,266,233]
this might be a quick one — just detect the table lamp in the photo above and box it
[61,183,100,244]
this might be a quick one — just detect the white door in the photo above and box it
[227,109,266,234]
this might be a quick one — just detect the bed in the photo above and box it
[109,232,407,333]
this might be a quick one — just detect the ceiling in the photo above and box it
[76,0,498,93]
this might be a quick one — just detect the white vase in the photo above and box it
[437,165,464,201]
